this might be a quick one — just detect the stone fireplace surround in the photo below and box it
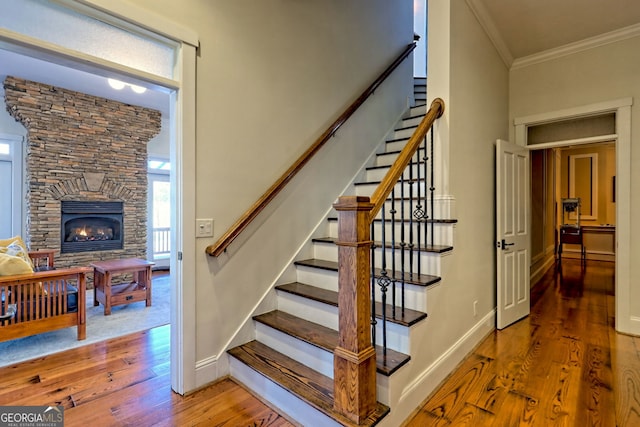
[3,76,161,271]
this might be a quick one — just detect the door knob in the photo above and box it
[500,239,515,250]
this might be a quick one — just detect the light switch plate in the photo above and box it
[196,218,213,238]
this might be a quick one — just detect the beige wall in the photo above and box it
[559,144,616,226]
[447,0,509,328]
[530,149,556,279]
[129,0,414,378]
[511,34,640,329]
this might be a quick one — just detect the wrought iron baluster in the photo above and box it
[378,204,389,354]
[390,189,397,318]
[430,126,435,247]
[408,145,415,281]
[400,169,406,313]
[414,148,423,277]
[423,133,429,251]
[370,223,377,348]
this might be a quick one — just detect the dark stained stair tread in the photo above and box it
[254,310,410,376]
[229,340,390,427]
[276,282,427,327]
[294,258,441,287]
[327,216,458,225]
[312,236,453,254]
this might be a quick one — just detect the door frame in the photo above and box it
[0,2,199,394]
[514,97,633,335]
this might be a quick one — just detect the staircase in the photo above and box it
[228,82,454,426]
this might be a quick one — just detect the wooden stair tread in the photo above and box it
[313,236,452,254]
[254,310,411,376]
[276,281,427,327]
[229,340,390,427]
[327,216,458,225]
[294,258,441,287]
[366,160,425,171]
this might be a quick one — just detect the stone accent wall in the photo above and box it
[3,76,161,270]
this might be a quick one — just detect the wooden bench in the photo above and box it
[0,260,89,343]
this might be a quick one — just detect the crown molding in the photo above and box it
[512,23,640,70]
[466,0,514,68]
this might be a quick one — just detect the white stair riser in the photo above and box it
[373,318,411,353]
[355,181,430,198]
[328,198,454,221]
[295,266,338,292]
[229,357,342,427]
[407,105,427,117]
[383,139,409,153]
[384,135,431,153]
[366,163,427,182]
[277,291,413,353]
[392,127,418,140]
[373,281,428,312]
[294,265,429,312]
[375,152,401,167]
[327,220,455,247]
[256,322,335,378]
[278,292,338,330]
[313,242,443,276]
[401,115,424,127]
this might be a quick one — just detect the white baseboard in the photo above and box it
[195,355,219,388]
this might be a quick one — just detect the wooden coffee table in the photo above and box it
[91,258,155,315]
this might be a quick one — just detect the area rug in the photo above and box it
[0,274,170,368]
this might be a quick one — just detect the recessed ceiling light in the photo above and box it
[130,84,147,94]
[107,78,126,90]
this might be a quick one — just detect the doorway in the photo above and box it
[515,97,632,335]
[530,142,616,283]
[0,1,198,394]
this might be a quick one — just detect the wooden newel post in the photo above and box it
[333,196,377,423]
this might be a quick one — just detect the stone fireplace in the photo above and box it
[3,76,161,270]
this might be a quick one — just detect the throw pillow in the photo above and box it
[0,236,34,270]
[0,252,33,276]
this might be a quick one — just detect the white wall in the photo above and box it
[510,35,640,333]
[130,0,415,382]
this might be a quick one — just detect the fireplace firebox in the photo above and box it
[61,201,124,253]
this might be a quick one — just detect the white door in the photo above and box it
[496,139,530,329]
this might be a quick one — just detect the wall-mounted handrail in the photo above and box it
[206,43,418,257]
[368,98,444,221]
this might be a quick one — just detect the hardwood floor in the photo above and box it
[0,259,636,426]
[405,259,640,426]
[0,325,295,426]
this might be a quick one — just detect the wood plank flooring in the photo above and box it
[0,325,295,426]
[0,259,636,426]
[405,259,640,426]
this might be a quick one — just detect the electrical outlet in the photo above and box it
[473,300,478,316]
[196,218,213,238]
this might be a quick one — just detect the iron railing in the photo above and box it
[367,98,444,354]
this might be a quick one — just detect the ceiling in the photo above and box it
[472,0,640,63]
[0,49,170,115]
[2,1,640,111]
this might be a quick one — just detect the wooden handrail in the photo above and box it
[368,97,445,222]
[206,43,418,257]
